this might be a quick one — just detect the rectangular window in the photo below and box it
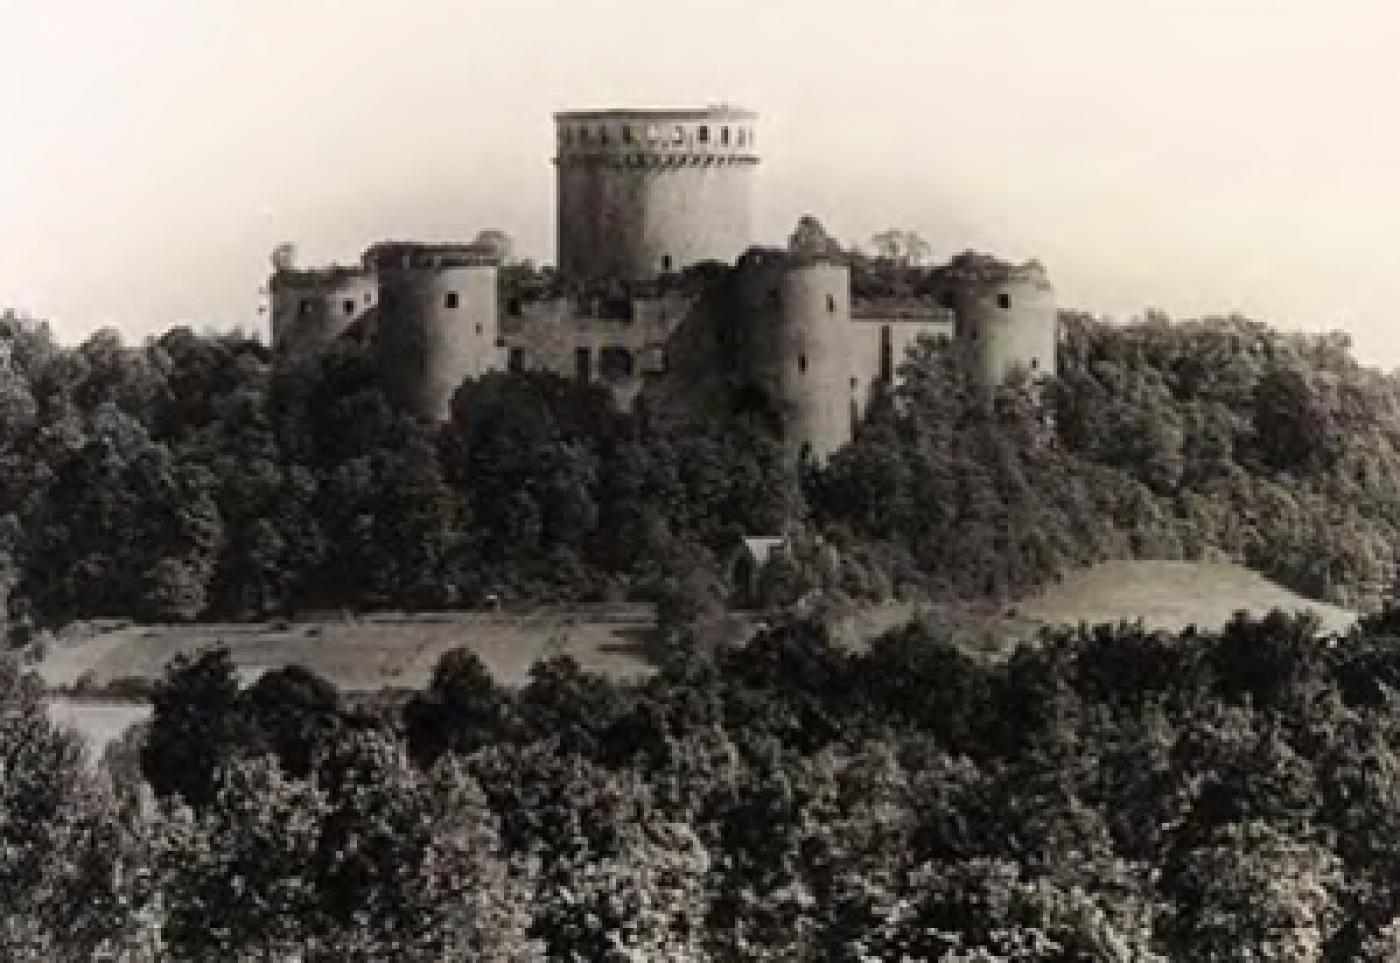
[721,126,730,146]
[697,125,709,143]
[622,125,633,144]
[508,347,524,373]
[298,299,313,317]
[343,299,356,315]
[575,347,591,383]
[997,292,1011,309]
[444,291,459,309]
[879,325,893,382]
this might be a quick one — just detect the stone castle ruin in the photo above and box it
[268,106,1057,460]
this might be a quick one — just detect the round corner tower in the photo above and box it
[554,106,758,281]
[735,247,854,463]
[943,254,1057,388]
[368,242,501,422]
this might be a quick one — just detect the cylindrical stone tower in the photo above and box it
[554,106,759,281]
[736,247,854,462]
[776,257,854,461]
[943,254,1057,387]
[369,242,501,421]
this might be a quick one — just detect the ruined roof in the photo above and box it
[269,264,368,288]
[362,240,499,270]
[933,251,1050,286]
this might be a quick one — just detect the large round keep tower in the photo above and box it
[368,242,501,422]
[554,106,759,281]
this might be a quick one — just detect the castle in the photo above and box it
[268,106,1057,460]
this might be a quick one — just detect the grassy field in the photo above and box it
[36,605,661,694]
[36,560,1358,757]
[1013,559,1357,637]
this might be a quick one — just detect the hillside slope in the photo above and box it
[1015,559,1356,636]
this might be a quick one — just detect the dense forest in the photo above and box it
[1,299,1397,637]
[13,609,1400,958]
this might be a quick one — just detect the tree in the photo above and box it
[404,648,511,767]
[0,657,146,958]
[156,731,525,960]
[140,647,253,808]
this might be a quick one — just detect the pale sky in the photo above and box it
[4,1,1400,364]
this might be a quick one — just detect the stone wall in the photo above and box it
[500,291,693,410]
[269,267,377,356]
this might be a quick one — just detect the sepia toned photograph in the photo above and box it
[3,1,1399,959]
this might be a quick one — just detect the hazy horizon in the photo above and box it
[6,1,1400,365]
